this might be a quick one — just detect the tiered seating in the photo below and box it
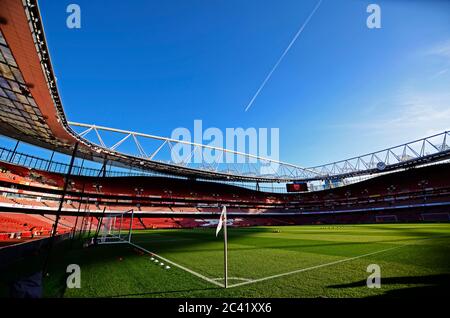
[0,214,28,232]
[171,218,203,228]
[0,212,74,242]
[140,218,181,229]
[0,196,14,204]
[0,160,449,231]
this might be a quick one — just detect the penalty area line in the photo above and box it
[228,235,447,288]
[128,241,224,288]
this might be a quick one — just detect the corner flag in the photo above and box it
[215,206,226,237]
[216,206,228,288]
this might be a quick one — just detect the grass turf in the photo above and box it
[1,223,449,298]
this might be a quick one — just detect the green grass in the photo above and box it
[1,223,449,298]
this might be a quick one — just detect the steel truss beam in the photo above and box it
[69,122,450,182]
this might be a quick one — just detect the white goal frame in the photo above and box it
[97,209,135,244]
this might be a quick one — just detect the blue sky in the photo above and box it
[37,0,450,167]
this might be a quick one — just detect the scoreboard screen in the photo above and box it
[286,182,308,192]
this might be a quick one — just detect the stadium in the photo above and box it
[0,0,449,302]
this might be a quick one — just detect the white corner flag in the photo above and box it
[216,205,226,237]
[216,205,228,288]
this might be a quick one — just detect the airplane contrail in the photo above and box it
[244,0,323,112]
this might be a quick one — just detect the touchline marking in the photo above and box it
[228,235,447,288]
[128,242,224,288]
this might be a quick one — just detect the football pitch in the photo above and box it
[2,223,450,298]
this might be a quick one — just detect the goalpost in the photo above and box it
[375,215,398,223]
[96,209,135,244]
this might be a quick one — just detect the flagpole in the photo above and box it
[223,206,228,288]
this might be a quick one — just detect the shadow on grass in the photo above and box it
[0,239,140,297]
[328,274,450,298]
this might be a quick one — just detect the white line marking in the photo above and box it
[228,235,447,288]
[128,241,224,288]
[212,277,253,282]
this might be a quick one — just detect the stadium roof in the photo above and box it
[0,0,449,183]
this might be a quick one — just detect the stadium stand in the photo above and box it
[1,158,449,244]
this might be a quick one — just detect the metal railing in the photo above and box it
[1,144,449,194]
[0,146,151,178]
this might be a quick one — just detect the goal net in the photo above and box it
[96,209,134,244]
[375,215,398,223]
